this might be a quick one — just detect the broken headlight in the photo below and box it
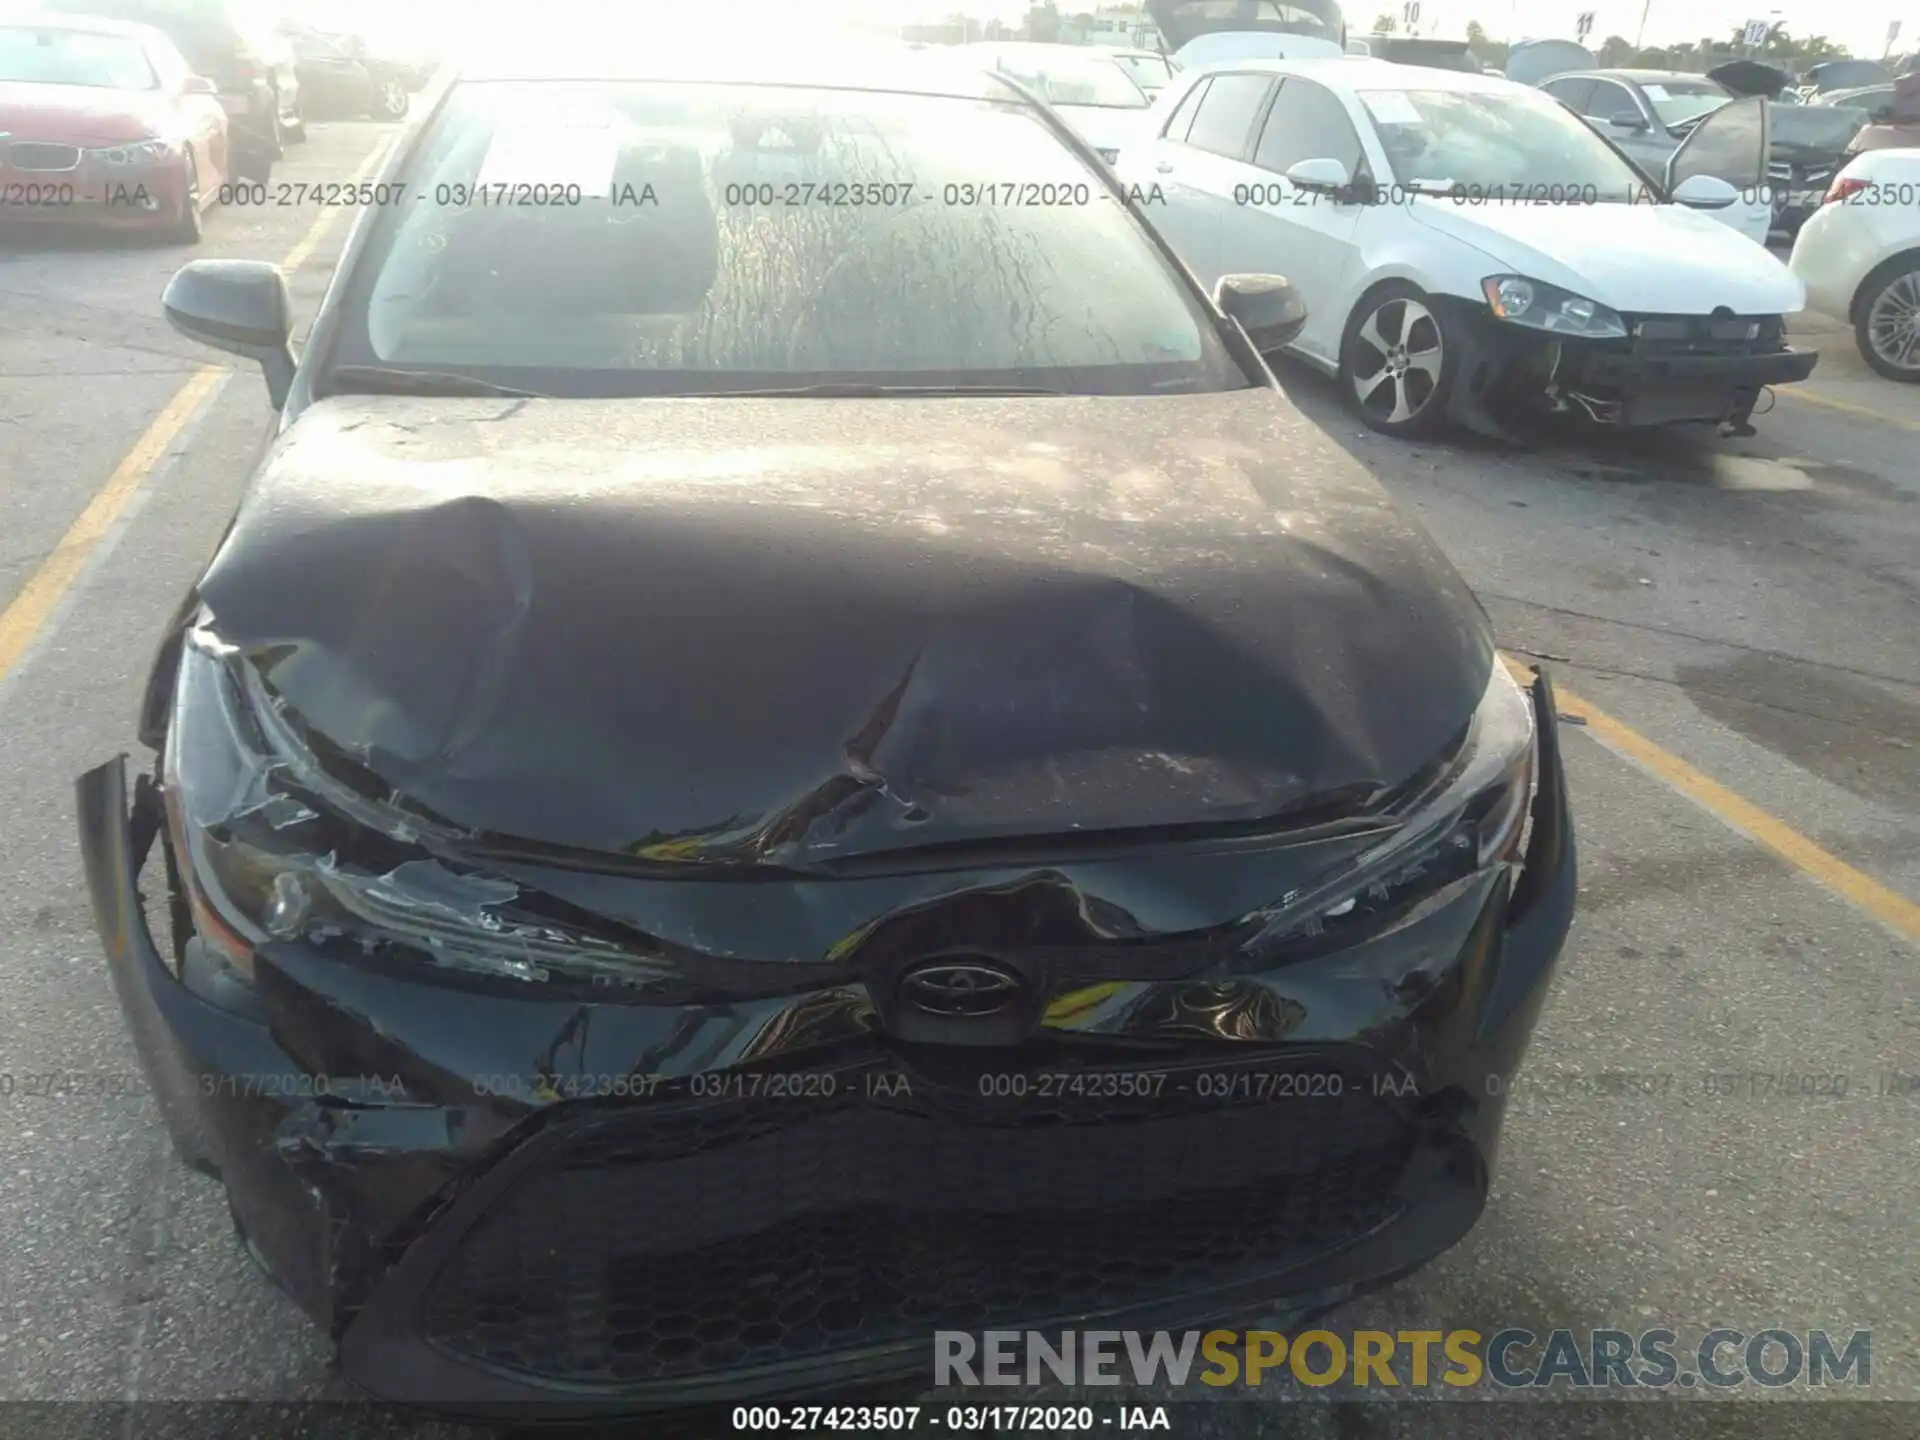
[1246,659,1535,958]
[1481,275,1628,339]
[162,624,669,990]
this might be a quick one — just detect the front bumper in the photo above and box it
[78,672,1577,1417]
[1446,303,1818,434]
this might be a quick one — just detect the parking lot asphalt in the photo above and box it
[0,124,1913,1436]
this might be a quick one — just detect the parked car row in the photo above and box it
[1123,5,1920,396]
[0,0,438,241]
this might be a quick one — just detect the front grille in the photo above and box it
[1623,313,1784,359]
[8,142,81,172]
[419,1060,1418,1387]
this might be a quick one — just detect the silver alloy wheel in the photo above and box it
[1350,297,1444,425]
[379,78,408,116]
[1864,269,1920,373]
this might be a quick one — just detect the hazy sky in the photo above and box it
[375,0,1912,67]
[891,0,1911,56]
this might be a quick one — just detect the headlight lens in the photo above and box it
[1245,660,1535,958]
[163,627,675,990]
[1481,274,1628,339]
[90,139,176,166]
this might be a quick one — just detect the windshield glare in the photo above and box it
[0,26,156,87]
[1359,87,1652,200]
[335,80,1242,397]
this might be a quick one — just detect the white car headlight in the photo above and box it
[1481,275,1628,339]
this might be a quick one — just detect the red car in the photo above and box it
[0,16,228,241]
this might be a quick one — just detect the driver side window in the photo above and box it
[1252,77,1363,176]
[1541,77,1595,112]
[1580,80,1637,122]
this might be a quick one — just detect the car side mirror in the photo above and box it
[162,260,297,409]
[1869,106,1897,123]
[183,75,218,96]
[1284,156,1351,194]
[1215,273,1307,354]
[1609,110,1650,131]
[1669,173,1739,209]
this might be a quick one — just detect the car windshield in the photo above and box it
[0,26,156,87]
[329,79,1245,397]
[983,49,1149,108]
[1110,52,1176,90]
[1357,85,1651,200]
[1641,80,1729,126]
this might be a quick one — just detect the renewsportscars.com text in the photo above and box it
[934,1328,1871,1390]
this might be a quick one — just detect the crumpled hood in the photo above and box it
[1409,199,1804,314]
[195,391,1493,865]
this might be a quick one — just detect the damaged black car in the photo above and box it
[76,45,1577,1418]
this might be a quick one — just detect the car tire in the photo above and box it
[1853,255,1920,383]
[1339,282,1456,439]
[376,78,409,118]
[264,97,286,162]
[164,152,204,244]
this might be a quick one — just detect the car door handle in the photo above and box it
[1155,161,1174,175]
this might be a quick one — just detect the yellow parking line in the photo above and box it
[0,368,225,683]
[0,130,395,689]
[1776,386,1920,434]
[1507,657,1920,945]
[281,133,393,274]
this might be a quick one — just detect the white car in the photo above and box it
[1102,45,1180,99]
[1788,148,1920,382]
[1114,58,1817,439]
[960,41,1154,163]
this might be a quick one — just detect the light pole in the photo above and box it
[1633,0,1651,51]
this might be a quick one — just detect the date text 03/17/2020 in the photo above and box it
[729,1405,1173,1432]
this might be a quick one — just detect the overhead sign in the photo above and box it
[1889,20,1902,43]
[1742,18,1772,47]
[1576,10,1594,39]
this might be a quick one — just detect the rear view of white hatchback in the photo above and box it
[1789,148,1920,382]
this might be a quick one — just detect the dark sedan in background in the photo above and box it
[77,39,1575,1419]
[1766,100,1873,238]
[0,16,228,238]
[277,21,407,118]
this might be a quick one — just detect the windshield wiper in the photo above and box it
[712,383,1070,398]
[321,365,551,399]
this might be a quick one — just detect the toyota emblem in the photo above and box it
[899,959,1027,1019]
